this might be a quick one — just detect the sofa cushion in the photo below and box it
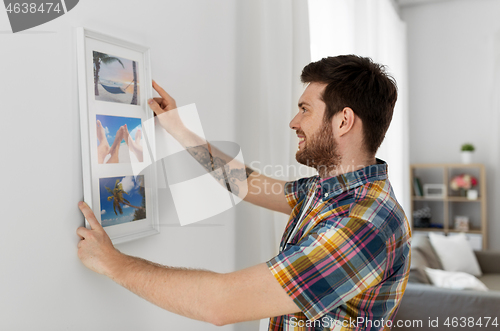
[411,234,442,269]
[429,233,482,276]
[409,249,431,284]
[475,251,500,274]
[425,267,488,291]
[477,274,500,292]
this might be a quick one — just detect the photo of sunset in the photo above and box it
[93,51,140,105]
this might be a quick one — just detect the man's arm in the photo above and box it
[76,202,300,325]
[149,81,292,214]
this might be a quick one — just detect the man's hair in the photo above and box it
[301,55,398,156]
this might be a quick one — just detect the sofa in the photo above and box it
[393,235,500,330]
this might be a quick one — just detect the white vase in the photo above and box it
[467,189,478,200]
[461,151,473,164]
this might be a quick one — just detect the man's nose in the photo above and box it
[289,113,300,130]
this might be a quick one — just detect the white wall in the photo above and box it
[402,0,500,250]
[0,1,239,330]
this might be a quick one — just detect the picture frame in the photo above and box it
[423,183,446,198]
[454,216,470,232]
[76,27,159,244]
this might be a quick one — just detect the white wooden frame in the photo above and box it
[76,27,159,244]
[423,183,447,198]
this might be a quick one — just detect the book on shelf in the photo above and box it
[413,177,423,196]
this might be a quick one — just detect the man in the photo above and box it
[77,55,410,330]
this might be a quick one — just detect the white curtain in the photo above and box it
[233,1,311,330]
[309,0,410,215]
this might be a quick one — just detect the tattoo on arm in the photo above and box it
[185,145,213,172]
[185,145,255,195]
[245,167,255,178]
[229,167,254,181]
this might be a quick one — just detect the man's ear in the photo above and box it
[335,107,355,137]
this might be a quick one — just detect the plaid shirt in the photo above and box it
[267,160,410,330]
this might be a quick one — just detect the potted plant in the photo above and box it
[461,143,475,164]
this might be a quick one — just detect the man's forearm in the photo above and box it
[185,144,254,196]
[169,126,254,198]
[167,125,291,214]
[103,253,300,326]
[107,252,225,325]
[149,85,287,211]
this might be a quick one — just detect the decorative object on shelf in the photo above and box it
[467,189,479,200]
[460,143,475,164]
[413,206,432,228]
[423,184,446,198]
[413,177,423,196]
[454,216,470,232]
[429,223,444,229]
[450,174,478,197]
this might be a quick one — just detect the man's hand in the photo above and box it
[76,202,122,276]
[148,80,185,135]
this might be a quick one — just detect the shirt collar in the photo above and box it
[319,158,388,200]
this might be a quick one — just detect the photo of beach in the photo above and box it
[93,51,140,105]
[99,175,146,227]
[96,114,143,164]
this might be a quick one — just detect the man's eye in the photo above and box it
[301,107,307,113]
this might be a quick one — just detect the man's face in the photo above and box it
[290,82,341,173]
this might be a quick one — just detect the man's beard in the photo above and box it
[295,120,341,177]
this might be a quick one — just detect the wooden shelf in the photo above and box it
[447,197,481,202]
[412,196,445,201]
[413,227,445,232]
[411,163,484,168]
[410,163,487,249]
[414,227,482,235]
[448,229,483,235]
[412,196,482,202]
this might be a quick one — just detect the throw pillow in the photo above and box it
[408,249,431,284]
[428,233,482,276]
[425,267,488,291]
[411,234,443,269]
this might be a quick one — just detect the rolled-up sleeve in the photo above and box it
[267,217,388,321]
